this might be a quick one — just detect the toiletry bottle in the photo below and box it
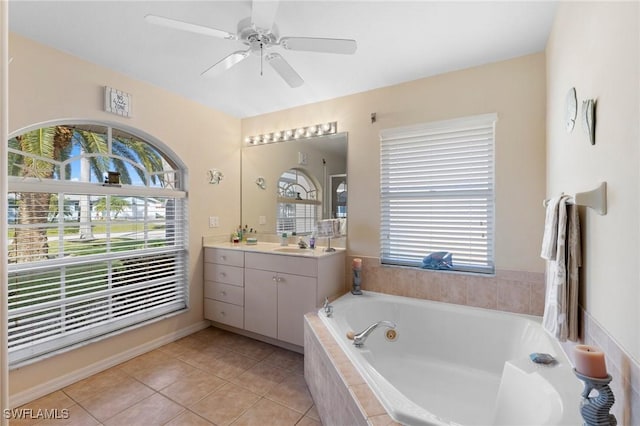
[280,232,288,246]
[309,234,316,249]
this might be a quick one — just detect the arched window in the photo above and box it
[276,169,319,235]
[7,123,188,366]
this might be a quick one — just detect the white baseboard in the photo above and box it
[10,320,210,408]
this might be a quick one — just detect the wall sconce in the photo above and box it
[208,169,224,184]
[244,121,337,146]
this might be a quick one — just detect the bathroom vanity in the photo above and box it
[203,241,345,348]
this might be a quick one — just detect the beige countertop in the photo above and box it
[203,240,345,258]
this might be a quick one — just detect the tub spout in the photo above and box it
[323,297,333,317]
[349,320,396,347]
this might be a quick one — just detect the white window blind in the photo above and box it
[276,169,319,235]
[7,123,188,366]
[380,113,496,274]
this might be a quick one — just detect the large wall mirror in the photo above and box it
[241,132,347,238]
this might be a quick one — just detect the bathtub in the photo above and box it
[315,291,583,426]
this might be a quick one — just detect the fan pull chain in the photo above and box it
[260,43,263,76]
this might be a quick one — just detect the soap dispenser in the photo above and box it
[280,232,288,246]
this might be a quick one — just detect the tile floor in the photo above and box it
[11,327,322,426]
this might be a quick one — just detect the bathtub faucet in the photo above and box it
[350,320,396,347]
[323,297,333,317]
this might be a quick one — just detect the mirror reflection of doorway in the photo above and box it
[330,174,347,219]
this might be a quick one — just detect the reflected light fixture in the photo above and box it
[244,121,337,146]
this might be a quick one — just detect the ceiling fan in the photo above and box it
[145,1,357,88]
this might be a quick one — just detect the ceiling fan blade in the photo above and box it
[201,50,251,78]
[251,0,280,30]
[266,53,303,88]
[145,14,235,40]
[280,37,357,54]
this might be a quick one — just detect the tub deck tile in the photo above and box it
[305,313,395,426]
[368,414,403,426]
[350,383,387,417]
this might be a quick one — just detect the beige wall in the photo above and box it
[546,2,640,361]
[243,52,547,273]
[7,33,241,396]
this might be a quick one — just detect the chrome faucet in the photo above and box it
[350,320,396,347]
[323,297,333,317]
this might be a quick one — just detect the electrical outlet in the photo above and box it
[259,216,266,225]
[209,216,219,228]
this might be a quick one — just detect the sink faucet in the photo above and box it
[349,320,396,347]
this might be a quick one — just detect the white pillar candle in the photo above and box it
[574,345,608,378]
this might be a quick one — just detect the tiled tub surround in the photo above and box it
[304,313,397,426]
[343,256,640,424]
[307,292,583,426]
[344,256,545,316]
[560,308,640,425]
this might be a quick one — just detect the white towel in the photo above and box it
[540,195,562,260]
[542,196,581,342]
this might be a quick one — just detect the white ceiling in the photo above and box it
[8,1,557,119]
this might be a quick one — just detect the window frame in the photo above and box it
[7,120,189,367]
[276,168,320,235]
[379,113,496,274]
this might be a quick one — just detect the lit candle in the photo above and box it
[574,345,608,378]
[352,258,362,269]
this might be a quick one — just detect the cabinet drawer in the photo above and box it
[204,299,244,328]
[204,248,244,267]
[245,252,317,277]
[204,263,244,286]
[204,281,244,306]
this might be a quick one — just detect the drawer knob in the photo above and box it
[220,256,226,261]
[221,291,227,296]
[220,272,227,277]
[220,311,226,316]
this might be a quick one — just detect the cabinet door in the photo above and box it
[277,273,317,346]
[244,268,277,339]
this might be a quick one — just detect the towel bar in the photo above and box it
[543,182,607,215]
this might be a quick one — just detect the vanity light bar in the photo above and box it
[244,122,337,146]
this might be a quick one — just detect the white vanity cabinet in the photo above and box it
[243,251,344,346]
[203,243,345,349]
[244,254,318,346]
[203,248,245,329]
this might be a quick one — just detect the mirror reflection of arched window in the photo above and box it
[276,169,320,234]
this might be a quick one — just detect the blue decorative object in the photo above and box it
[351,267,362,295]
[574,369,617,426]
[529,352,557,365]
[422,251,453,270]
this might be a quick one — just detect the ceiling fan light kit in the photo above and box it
[145,1,357,88]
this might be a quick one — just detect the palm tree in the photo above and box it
[8,126,73,262]
[94,196,131,219]
[8,125,165,263]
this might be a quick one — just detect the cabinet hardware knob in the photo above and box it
[220,256,226,261]
[220,311,226,316]
[220,272,226,277]
[272,276,277,281]
[221,291,226,296]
